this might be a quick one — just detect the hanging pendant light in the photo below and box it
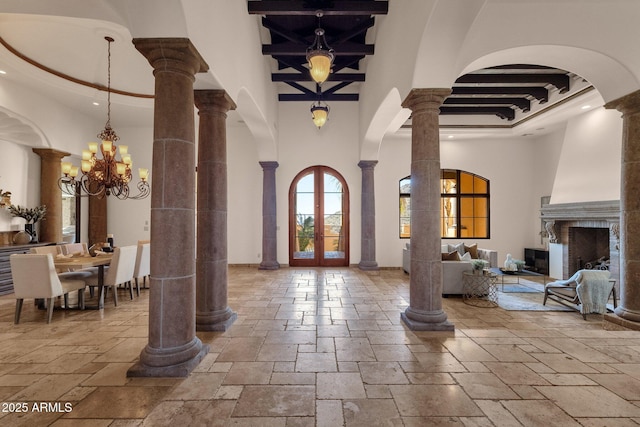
[58,36,150,200]
[306,11,334,85]
[310,100,330,129]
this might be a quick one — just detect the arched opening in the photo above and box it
[289,166,349,267]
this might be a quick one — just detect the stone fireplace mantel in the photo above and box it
[540,200,620,244]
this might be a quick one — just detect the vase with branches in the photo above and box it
[8,204,46,243]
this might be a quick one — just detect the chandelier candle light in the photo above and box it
[59,36,149,200]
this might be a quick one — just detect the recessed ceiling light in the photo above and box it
[581,105,591,110]
[447,135,454,139]
[0,70,6,75]
[92,101,100,106]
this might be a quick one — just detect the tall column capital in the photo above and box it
[401,88,452,113]
[194,90,237,114]
[259,161,280,171]
[133,38,209,78]
[358,160,378,170]
[32,147,70,161]
[604,89,640,115]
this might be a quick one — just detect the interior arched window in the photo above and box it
[399,169,490,239]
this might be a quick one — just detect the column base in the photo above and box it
[358,261,379,271]
[611,305,640,324]
[196,308,238,331]
[127,337,209,378]
[401,307,455,331]
[604,313,640,331]
[259,261,280,270]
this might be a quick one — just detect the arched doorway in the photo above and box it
[289,166,349,267]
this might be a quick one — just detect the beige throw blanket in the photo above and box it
[575,270,613,315]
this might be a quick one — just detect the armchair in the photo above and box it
[543,269,616,319]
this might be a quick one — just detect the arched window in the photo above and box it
[399,169,490,239]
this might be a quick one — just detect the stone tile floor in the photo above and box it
[0,266,639,426]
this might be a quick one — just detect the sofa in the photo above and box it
[402,243,498,295]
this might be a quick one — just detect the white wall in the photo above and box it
[276,102,361,265]
[550,108,622,204]
[376,131,560,268]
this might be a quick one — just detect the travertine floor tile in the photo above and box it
[2,267,640,426]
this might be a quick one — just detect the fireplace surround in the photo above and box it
[540,200,620,288]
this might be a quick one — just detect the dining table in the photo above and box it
[54,254,112,309]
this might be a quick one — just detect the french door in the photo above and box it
[289,166,349,267]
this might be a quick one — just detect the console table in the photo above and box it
[462,271,498,307]
[0,242,55,295]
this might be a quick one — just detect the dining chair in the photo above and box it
[85,245,137,306]
[60,242,89,256]
[10,253,87,324]
[133,242,150,296]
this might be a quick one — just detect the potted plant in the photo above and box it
[513,259,526,272]
[471,259,487,274]
[8,204,47,243]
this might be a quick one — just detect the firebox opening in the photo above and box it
[568,227,610,275]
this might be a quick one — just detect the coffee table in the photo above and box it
[490,267,546,292]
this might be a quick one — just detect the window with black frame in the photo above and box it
[399,170,490,239]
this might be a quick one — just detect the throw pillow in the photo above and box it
[460,251,472,262]
[448,242,465,256]
[441,251,460,261]
[464,243,478,259]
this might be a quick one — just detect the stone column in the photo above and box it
[605,90,640,325]
[32,148,70,243]
[128,38,209,377]
[88,195,107,247]
[259,161,280,270]
[400,88,454,331]
[358,160,378,270]
[194,90,237,331]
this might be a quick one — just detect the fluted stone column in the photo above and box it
[358,160,378,270]
[32,148,70,243]
[400,88,454,331]
[605,89,640,325]
[259,161,280,270]
[128,38,209,377]
[194,90,237,331]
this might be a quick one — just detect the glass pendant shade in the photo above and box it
[308,50,333,84]
[310,101,330,129]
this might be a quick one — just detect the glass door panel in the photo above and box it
[289,166,349,266]
[293,173,315,260]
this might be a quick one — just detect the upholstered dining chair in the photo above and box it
[543,269,616,319]
[10,253,87,324]
[133,242,150,296]
[85,245,137,306]
[60,242,89,256]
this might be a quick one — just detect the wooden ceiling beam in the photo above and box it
[444,97,531,112]
[456,73,570,93]
[439,106,516,121]
[272,73,365,82]
[263,42,374,56]
[452,86,549,103]
[262,18,310,45]
[248,1,389,16]
[279,93,359,101]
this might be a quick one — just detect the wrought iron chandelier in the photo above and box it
[306,10,334,85]
[59,36,149,200]
[310,100,330,129]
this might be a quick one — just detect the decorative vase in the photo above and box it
[13,231,31,245]
[24,223,38,243]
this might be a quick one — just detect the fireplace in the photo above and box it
[540,200,620,287]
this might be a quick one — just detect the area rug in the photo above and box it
[497,291,573,311]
